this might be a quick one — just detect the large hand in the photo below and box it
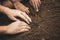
[30,0,41,12]
[5,20,31,34]
[5,9,32,24]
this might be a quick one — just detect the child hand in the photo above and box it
[13,2,30,14]
[30,0,41,12]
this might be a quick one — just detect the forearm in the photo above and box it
[0,26,7,33]
[0,5,10,13]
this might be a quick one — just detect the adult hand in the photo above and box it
[5,20,31,34]
[30,0,41,12]
[5,9,32,24]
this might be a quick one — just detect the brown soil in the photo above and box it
[0,0,60,40]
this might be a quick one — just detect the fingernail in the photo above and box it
[30,19,32,22]
[22,29,29,32]
[26,7,29,9]
[36,9,39,12]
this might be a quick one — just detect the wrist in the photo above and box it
[0,26,7,33]
[0,5,10,14]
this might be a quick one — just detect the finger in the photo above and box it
[25,8,30,14]
[18,12,30,24]
[33,1,35,9]
[35,1,39,12]
[19,25,31,30]
[30,0,33,6]
[7,20,20,33]
[6,21,30,34]
[23,7,30,14]
[6,27,30,34]
[23,26,31,30]
[38,0,41,9]
[38,0,41,7]
[13,29,29,34]
[15,23,31,33]
[18,21,31,29]
[18,29,29,33]
[33,1,36,10]
[21,12,32,22]
[13,26,30,34]
[39,0,41,4]
[35,0,39,12]
[38,1,40,7]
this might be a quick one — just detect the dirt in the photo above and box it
[0,0,60,40]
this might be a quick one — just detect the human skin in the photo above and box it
[2,0,41,13]
[1,0,29,14]
[12,0,41,12]
[0,5,32,34]
[1,0,13,8]
[0,1,32,34]
[11,0,30,14]
[0,5,32,24]
[29,0,41,12]
[0,20,31,34]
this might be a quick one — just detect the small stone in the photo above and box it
[48,10,50,11]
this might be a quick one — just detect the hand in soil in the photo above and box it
[13,2,30,14]
[29,0,41,12]
[5,9,32,24]
[5,20,31,34]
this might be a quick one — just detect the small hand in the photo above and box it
[30,0,41,12]
[13,2,30,14]
[5,9,32,24]
[5,20,31,34]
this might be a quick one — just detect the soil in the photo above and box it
[0,0,60,40]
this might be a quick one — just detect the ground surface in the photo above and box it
[0,0,60,40]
